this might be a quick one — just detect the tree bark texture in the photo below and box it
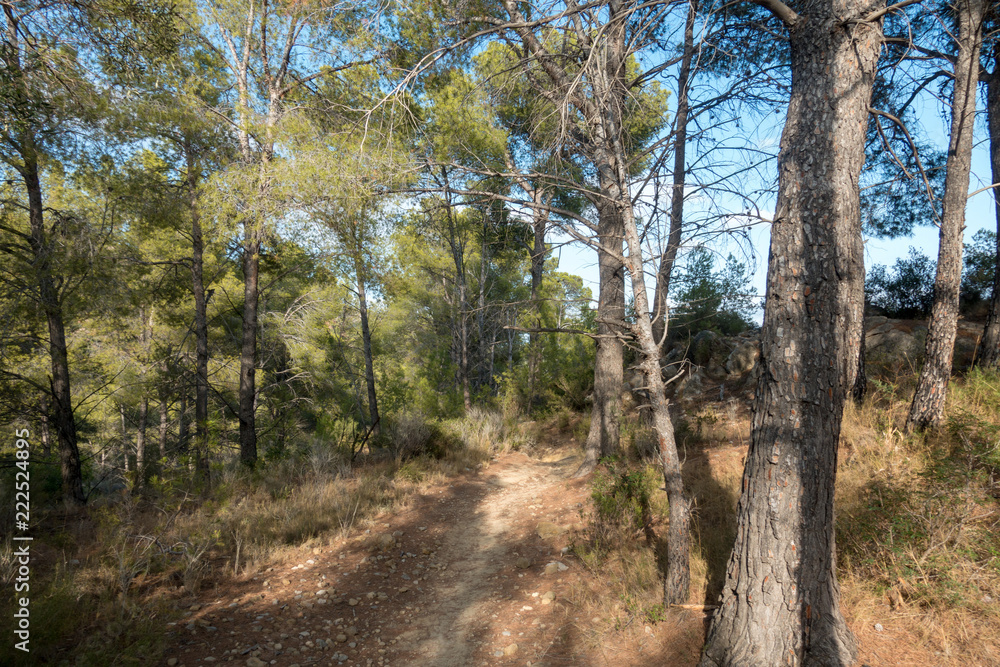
[975,54,1000,369]
[701,3,882,664]
[652,0,696,347]
[579,201,625,474]
[907,0,985,431]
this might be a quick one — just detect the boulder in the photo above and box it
[688,330,731,367]
[725,340,760,377]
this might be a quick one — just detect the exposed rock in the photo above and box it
[544,561,569,575]
[676,369,705,400]
[536,521,565,540]
[725,340,760,376]
[688,330,731,367]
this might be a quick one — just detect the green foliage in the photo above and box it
[590,459,657,538]
[962,229,997,306]
[670,248,757,338]
[865,247,936,318]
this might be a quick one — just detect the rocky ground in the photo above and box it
[160,448,703,667]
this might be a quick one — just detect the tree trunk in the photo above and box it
[158,391,169,461]
[120,404,130,474]
[186,142,211,469]
[528,198,549,412]
[135,398,148,489]
[701,4,882,664]
[178,391,189,455]
[239,221,260,466]
[852,325,868,403]
[25,152,85,505]
[907,0,985,431]
[975,57,1000,369]
[356,254,380,436]
[39,393,51,459]
[621,193,691,605]
[442,169,472,411]
[578,200,625,476]
[652,0,696,347]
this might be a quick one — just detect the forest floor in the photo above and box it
[155,427,986,667]
[159,440,712,667]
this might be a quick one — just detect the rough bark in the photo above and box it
[651,0,696,347]
[356,253,380,436]
[975,55,1000,369]
[578,201,625,475]
[701,3,882,664]
[907,0,985,431]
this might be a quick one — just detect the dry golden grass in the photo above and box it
[570,370,1000,665]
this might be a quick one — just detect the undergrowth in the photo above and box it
[0,408,521,665]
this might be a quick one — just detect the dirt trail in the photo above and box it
[398,453,581,665]
[164,448,650,667]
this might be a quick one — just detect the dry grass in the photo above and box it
[0,408,524,665]
[568,369,1000,665]
[835,370,1000,665]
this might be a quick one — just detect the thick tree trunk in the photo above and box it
[578,201,625,475]
[651,0,696,347]
[25,155,85,505]
[356,255,380,436]
[975,58,1000,369]
[239,223,260,465]
[907,0,985,431]
[701,4,882,664]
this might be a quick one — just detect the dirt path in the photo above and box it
[162,448,679,667]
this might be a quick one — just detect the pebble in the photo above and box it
[504,643,519,656]
[544,561,568,575]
